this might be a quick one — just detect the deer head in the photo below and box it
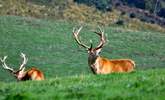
[0,53,28,80]
[73,26,106,62]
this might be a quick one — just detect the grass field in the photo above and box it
[0,69,165,99]
[0,16,165,99]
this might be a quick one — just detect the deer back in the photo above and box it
[94,57,135,74]
[26,67,44,80]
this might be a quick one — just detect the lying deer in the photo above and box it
[0,53,44,81]
[73,26,135,74]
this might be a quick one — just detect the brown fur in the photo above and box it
[90,57,135,74]
[23,67,44,81]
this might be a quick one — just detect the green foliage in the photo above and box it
[63,4,120,26]
[144,0,165,13]
[75,0,110,11]
[144,0,155,12]
[120,0,165,14]
[120,15,165,32]
[0,0,68,19]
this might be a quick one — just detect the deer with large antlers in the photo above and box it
[0,53,44,81]
[73,26,135,74]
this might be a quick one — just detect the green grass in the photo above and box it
[0,69,165,100]
[0,16,165,99]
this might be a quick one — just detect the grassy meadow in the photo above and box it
[0,69,165,100]
[0,16,165,99]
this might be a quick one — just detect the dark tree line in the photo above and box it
[74,0,165,18]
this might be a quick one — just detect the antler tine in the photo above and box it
[98,26,104,35]
[94,26,106,50]
[19,53,28,70]
[73,26,82,35]
[0,56,14,72]
[73,26,90,49]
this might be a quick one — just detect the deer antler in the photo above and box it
[0,56,14,72]
[19,53,28,70]
[73,26,90,50]
[94,26,106,50]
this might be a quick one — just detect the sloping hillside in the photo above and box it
[0,15,165,99]
[0,0,165,32]
[0,16,164,82]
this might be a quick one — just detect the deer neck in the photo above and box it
[88,54,100,74]
[88,54,99,65]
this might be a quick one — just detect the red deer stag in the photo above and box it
[73,26,135,74]
[0,53,44,81]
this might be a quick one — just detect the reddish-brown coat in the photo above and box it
[96,57,135,74]
[26,67,45,80]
